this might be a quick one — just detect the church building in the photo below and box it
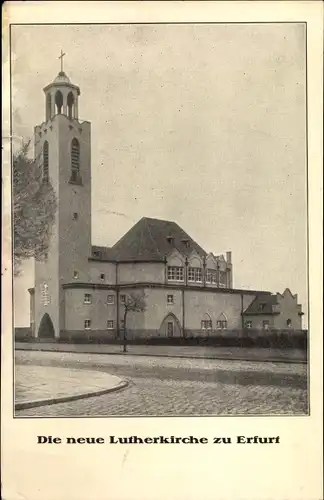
[28,67,304,340]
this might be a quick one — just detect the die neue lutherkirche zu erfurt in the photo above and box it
[27,67,304,340]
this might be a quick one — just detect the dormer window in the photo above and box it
[93,250,101,258]
[181,239,190,248]
[258,303,266,311]
[166,236,174,245]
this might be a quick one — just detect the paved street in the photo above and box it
[15,350,308,417]
[15,341,307,362]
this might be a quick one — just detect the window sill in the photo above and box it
[69,179,83,186]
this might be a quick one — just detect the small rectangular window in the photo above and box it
[73,271,79,279]
[107,295,115,304]
[84,293,92,304]
[120,294,126,304]
[120,319,125,329]
[100,273,105,281]
[167,294,174,305]
[107,320,114,329]
[84,319,91,330]
[73,213,78,220]
[263,321,269,330]
[245,321,252,329]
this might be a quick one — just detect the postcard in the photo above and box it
[2,2,323,499]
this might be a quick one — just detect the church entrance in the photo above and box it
[38,313,55,339]
[159,313,181,338]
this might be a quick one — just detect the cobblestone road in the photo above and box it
[15,351,308,417]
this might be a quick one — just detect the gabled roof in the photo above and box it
[243,294,279,316]
[91,217,207,262]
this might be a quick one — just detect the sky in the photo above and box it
[11,23,308,326]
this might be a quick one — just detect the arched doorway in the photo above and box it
[38,313,55,339]
[159,313,182,338]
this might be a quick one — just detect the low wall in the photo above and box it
[15,327,308,350]
[14,327,33,342]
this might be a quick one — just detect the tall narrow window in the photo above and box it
[70,138,80,183]
[46,93,52,121]
[43,141,49,183]
[84,319,91,330]
[67,92,75,120]
[55,90,63,114]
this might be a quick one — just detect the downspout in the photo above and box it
[182,288,185,338]
[241,293,244,329]
[203,256,206,287]
[116,262,119,338]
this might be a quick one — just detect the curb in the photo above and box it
[15,379,129,411]
[15,346,307,364]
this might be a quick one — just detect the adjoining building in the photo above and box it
[28,69,303,340]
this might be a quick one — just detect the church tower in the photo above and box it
[32,55,91,338]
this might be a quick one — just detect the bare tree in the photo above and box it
[121,291,146,353]
[13,140,57,275]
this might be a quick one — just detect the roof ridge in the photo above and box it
[142,216,176,224]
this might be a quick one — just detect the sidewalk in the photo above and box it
[15,365,128,411]
[15,342,307,363]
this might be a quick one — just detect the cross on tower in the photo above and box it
[58,49,66,72]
